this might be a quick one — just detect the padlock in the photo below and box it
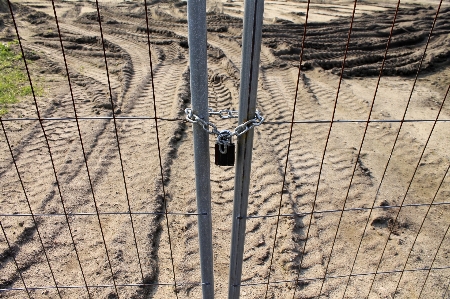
[215,130,235,166]
[215,142,235,166]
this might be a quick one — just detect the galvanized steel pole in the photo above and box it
[187,0,214,297]
[228,0,265,297]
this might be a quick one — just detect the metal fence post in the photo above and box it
[187,0,215,298]
[228,0,265,298]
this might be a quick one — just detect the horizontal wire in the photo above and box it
[1,117,450,123]
[1,201,448,218]
[2,266,448,292]
[239,265,450,287]
[245,201,450,219]
[0,281,208,292]
[0,211,205,217]
[0,117,183,121]
[265,119,450,124]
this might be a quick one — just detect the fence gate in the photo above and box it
[0,0,449,298]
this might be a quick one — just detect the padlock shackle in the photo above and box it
[217,130,233,155]
[218,142,228,154]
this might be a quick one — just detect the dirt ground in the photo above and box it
[0,0,449,298]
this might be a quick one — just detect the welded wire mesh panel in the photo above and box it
[0,0,449,298]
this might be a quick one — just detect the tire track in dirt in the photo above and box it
[265,6,450,78]
[255,66,383,297]
[112,41,189,297]
[55,19,192,299]
[159,54,241,297]
[1,6,190,298]
[58,23,146,107]
[0,83,133,299]
[254,68,319,297]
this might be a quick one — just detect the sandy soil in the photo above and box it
[0,0,449,298]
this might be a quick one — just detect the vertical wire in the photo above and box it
[67,1,121,297]
[94,0,145,292]
[45,2,94,297]
[29,0,119,298]
[0,221,32,299]
[317,1,401,296]
[263,1,310,298]
[292,1,359,298]
[365,1,443,296]
[0,117,61,298]
[416,166,450,299]
[6,1,66,297]
[143,0,179,296]
[36,2,121,297]
[392,85,449,297]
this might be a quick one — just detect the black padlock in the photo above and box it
[215,142,235,166]
[215,130,235,166]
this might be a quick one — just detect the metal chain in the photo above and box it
[185,108,264,138]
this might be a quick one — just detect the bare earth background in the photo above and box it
[0,0,449,298]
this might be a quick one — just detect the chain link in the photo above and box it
[208,108,239,119]
[185,108,264,138]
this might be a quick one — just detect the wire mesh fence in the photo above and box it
[0,0,449,298]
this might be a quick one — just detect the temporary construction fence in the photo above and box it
[0,0,449,298]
